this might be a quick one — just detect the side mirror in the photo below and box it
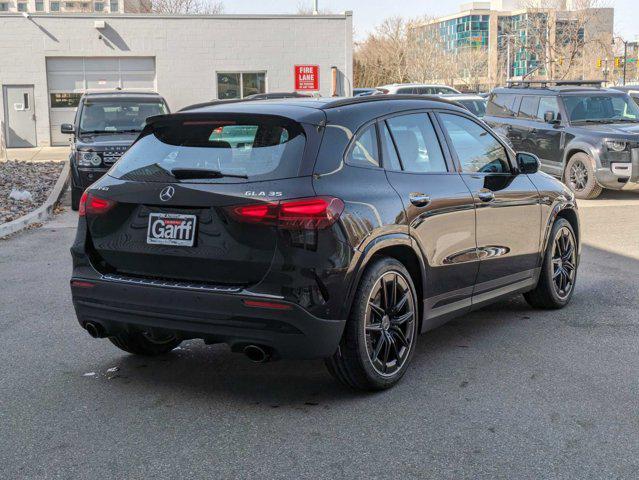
[61,123,75,134]
[517,152,540,174]
[543,111,559,124]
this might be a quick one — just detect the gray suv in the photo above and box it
[484,81,639,199]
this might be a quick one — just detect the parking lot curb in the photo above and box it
[0,160,70,239]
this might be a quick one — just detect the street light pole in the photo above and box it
[623,40,628,85]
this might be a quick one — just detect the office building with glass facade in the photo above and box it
[415,1,613,87]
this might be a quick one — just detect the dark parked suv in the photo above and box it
[62,91,170,210]
[70,95,580,390]
[484,81,639,199]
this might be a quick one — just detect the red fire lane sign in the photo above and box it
[295,65,319,91]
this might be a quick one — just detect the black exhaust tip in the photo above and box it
[85,322,105,339]
[243,345,271,363]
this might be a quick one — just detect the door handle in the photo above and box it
[477,190,495,202]
[409,193,431,207]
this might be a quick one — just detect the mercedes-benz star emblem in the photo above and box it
[159,186,175,202]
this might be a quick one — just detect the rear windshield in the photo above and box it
[80,100,168,135]
[109,117,306,183]
[459,99,487,117]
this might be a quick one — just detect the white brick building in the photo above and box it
[0,12,353,147]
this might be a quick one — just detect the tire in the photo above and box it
[564,153,603,200]
[109,329,181,356]
[71,184,83,211]
[325,257,419,391]
[524,218,577,309]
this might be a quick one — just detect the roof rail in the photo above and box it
[506,80,604,89]
[322,94,460,109]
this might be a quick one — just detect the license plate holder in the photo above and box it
[147,213,197,247]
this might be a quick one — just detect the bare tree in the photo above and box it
[296,1,332,15]
[136,0,224,14]
[512,0,612,80]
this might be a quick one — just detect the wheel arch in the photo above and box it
[342,234,427,330]
[563,144,599,179]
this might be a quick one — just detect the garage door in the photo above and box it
[46,57,156,145]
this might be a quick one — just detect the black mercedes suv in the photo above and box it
[62,91,170,210]
[70,95,580,390]
[485,81,639,199]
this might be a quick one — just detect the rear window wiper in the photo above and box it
[170,168,248,180]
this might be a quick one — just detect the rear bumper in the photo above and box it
[70,275,345,359]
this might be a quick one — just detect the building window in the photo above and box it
[0,2,8,11]
[95,1,104,10]
[50,1,60,10]
[17,2,27,11]
[217,72,266,99]
[65,2,75,7]
[36,1,44,10]
[109,0,118,11]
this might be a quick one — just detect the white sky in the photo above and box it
[221,0,636,41]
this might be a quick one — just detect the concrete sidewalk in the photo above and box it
[2,146,69,163]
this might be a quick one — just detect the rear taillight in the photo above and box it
[226,196,344,230]
[79,192,117,217]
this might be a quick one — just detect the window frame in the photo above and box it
[517,95,541,121]
[376,109,455,175]
[215,71,267,100]
[343,121,382,170]
[536,95,562,123]
[433,110,516,175]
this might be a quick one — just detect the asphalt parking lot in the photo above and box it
[2,190,638,479]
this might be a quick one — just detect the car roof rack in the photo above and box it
[322,94,460,109]
[506,80,604,89]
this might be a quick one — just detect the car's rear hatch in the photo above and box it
[84,110,324,287]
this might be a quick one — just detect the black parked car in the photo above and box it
[70,95,580,390]
[484,81,639,199]
[61,91,170,210]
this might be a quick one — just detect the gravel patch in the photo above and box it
[0,160,65,224]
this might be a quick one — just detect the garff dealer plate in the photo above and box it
[147,213,197,247]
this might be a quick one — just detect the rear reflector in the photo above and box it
[71,280,95,288]
[243,299,293,311]
[227,196,344,230]
[79,192,117,217]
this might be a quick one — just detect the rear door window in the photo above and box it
[518,96,540,120]
[487,93,517,117]
[346,124,380,168]
[386,114,447,173]
[110,117,306,183]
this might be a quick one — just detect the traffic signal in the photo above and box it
[615,57,621,68]
[596,58,602,68]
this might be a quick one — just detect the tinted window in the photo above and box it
[434,87,456,94]
[487,93,517,117]
[536,97,561,122]
[440,113,510,174]
[347,124,380,168]
[459,99,487,118]
[110,117,306,183]
[397,87,415,94]
[380,122,402,171]
[386,114,447,173]
[79,100,168,134]
[562,94,639,122]
[519,95,540,119]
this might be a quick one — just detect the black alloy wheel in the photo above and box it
[365,271,416,376]
[551,226,577,300]
[326,257,419,390]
